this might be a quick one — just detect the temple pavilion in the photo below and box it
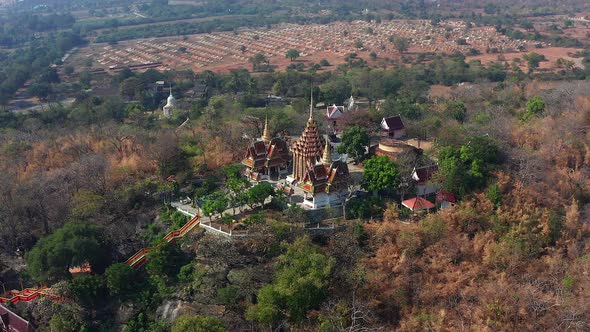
[241,116,290,181]
[291,97,349,209]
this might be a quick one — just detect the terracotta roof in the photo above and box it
[402,197,435,211]
[382,115,405,131]
[436,191,457,203]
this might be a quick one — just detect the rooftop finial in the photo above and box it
[309,85,314,120]
[321,134,332,166]
[262,113,271,145]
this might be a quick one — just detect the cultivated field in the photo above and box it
[70,19,562,73]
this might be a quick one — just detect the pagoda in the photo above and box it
[291,95,324,181]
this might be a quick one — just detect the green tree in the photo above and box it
[362,155,400,193]
[436,135,501,196]
[246,236,333,326]
[249,53,269,72]
[337,126,369,162]
[201,192,229,218]
[392,37,409,53]
[70,274,107,307]
[523,52,546,71]
[525,96,545,115]
[444,100,467,123]
[172,315,227,332]
[242,183,274,209]
[26,222,111,283]
[286,49,300,61]
[226,177,249,214]
[105,263,135,299]
[48,305,85,332]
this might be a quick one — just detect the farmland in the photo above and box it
[70,19,546,73]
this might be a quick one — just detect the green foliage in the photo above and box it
[523,52,546,70]
[70,274,107,307]
[123,312,169,332]
[171,315,227,332]
[105,263,135,299]
[201,192,229,217]
[177,263,196,283]
[242,183,275,208]
[286,49,301,61]
[437,136,501,197]
[444,100,467,124]
[161,205,190,230]
[392,36,409,53]
[217,286,240,306]
[486,183,502,208]
[146,242,185,295]
[70,190,105,218]
[337,125,369,162]
[353,222,369,245]
[562,275,574,292]
[347,196,385,219]
[247,236,334,326]
[362,155,400,193]
[243,211,266,225]
[26,222,111,283]
[524,95,546,119]
[49,305,86,332]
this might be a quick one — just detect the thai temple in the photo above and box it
[241,116,291,181]
[291,96,349,209]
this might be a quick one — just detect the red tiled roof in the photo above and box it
[436,191,457,203]
[402,197,435,211]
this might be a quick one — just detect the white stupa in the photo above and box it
[347,95,356,111]
[163,86,176,118]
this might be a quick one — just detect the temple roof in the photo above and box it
[242,137,290,169]
[291,106,324,158]
[381,115,405,132]
[299,160,349,194]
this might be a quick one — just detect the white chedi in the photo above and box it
[163,87,176,118]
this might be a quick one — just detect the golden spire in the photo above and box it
[321,135,332,166]
[262,114,271,145]
[309,86,314,121]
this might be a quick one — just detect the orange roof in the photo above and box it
[68,263,91,275]
[402,197,435,211]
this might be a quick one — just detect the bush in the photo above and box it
[105,263,135,299]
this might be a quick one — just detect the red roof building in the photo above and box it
[0,304,34,332]
[298,160,349,209]
[242,116,290,180]
[402,197,435,212]
[436,190,457,209]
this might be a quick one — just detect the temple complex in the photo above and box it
[241,116,291,181]
[290,98,349,209]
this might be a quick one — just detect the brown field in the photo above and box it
[467,47,585,71]
[70,19,551,74]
